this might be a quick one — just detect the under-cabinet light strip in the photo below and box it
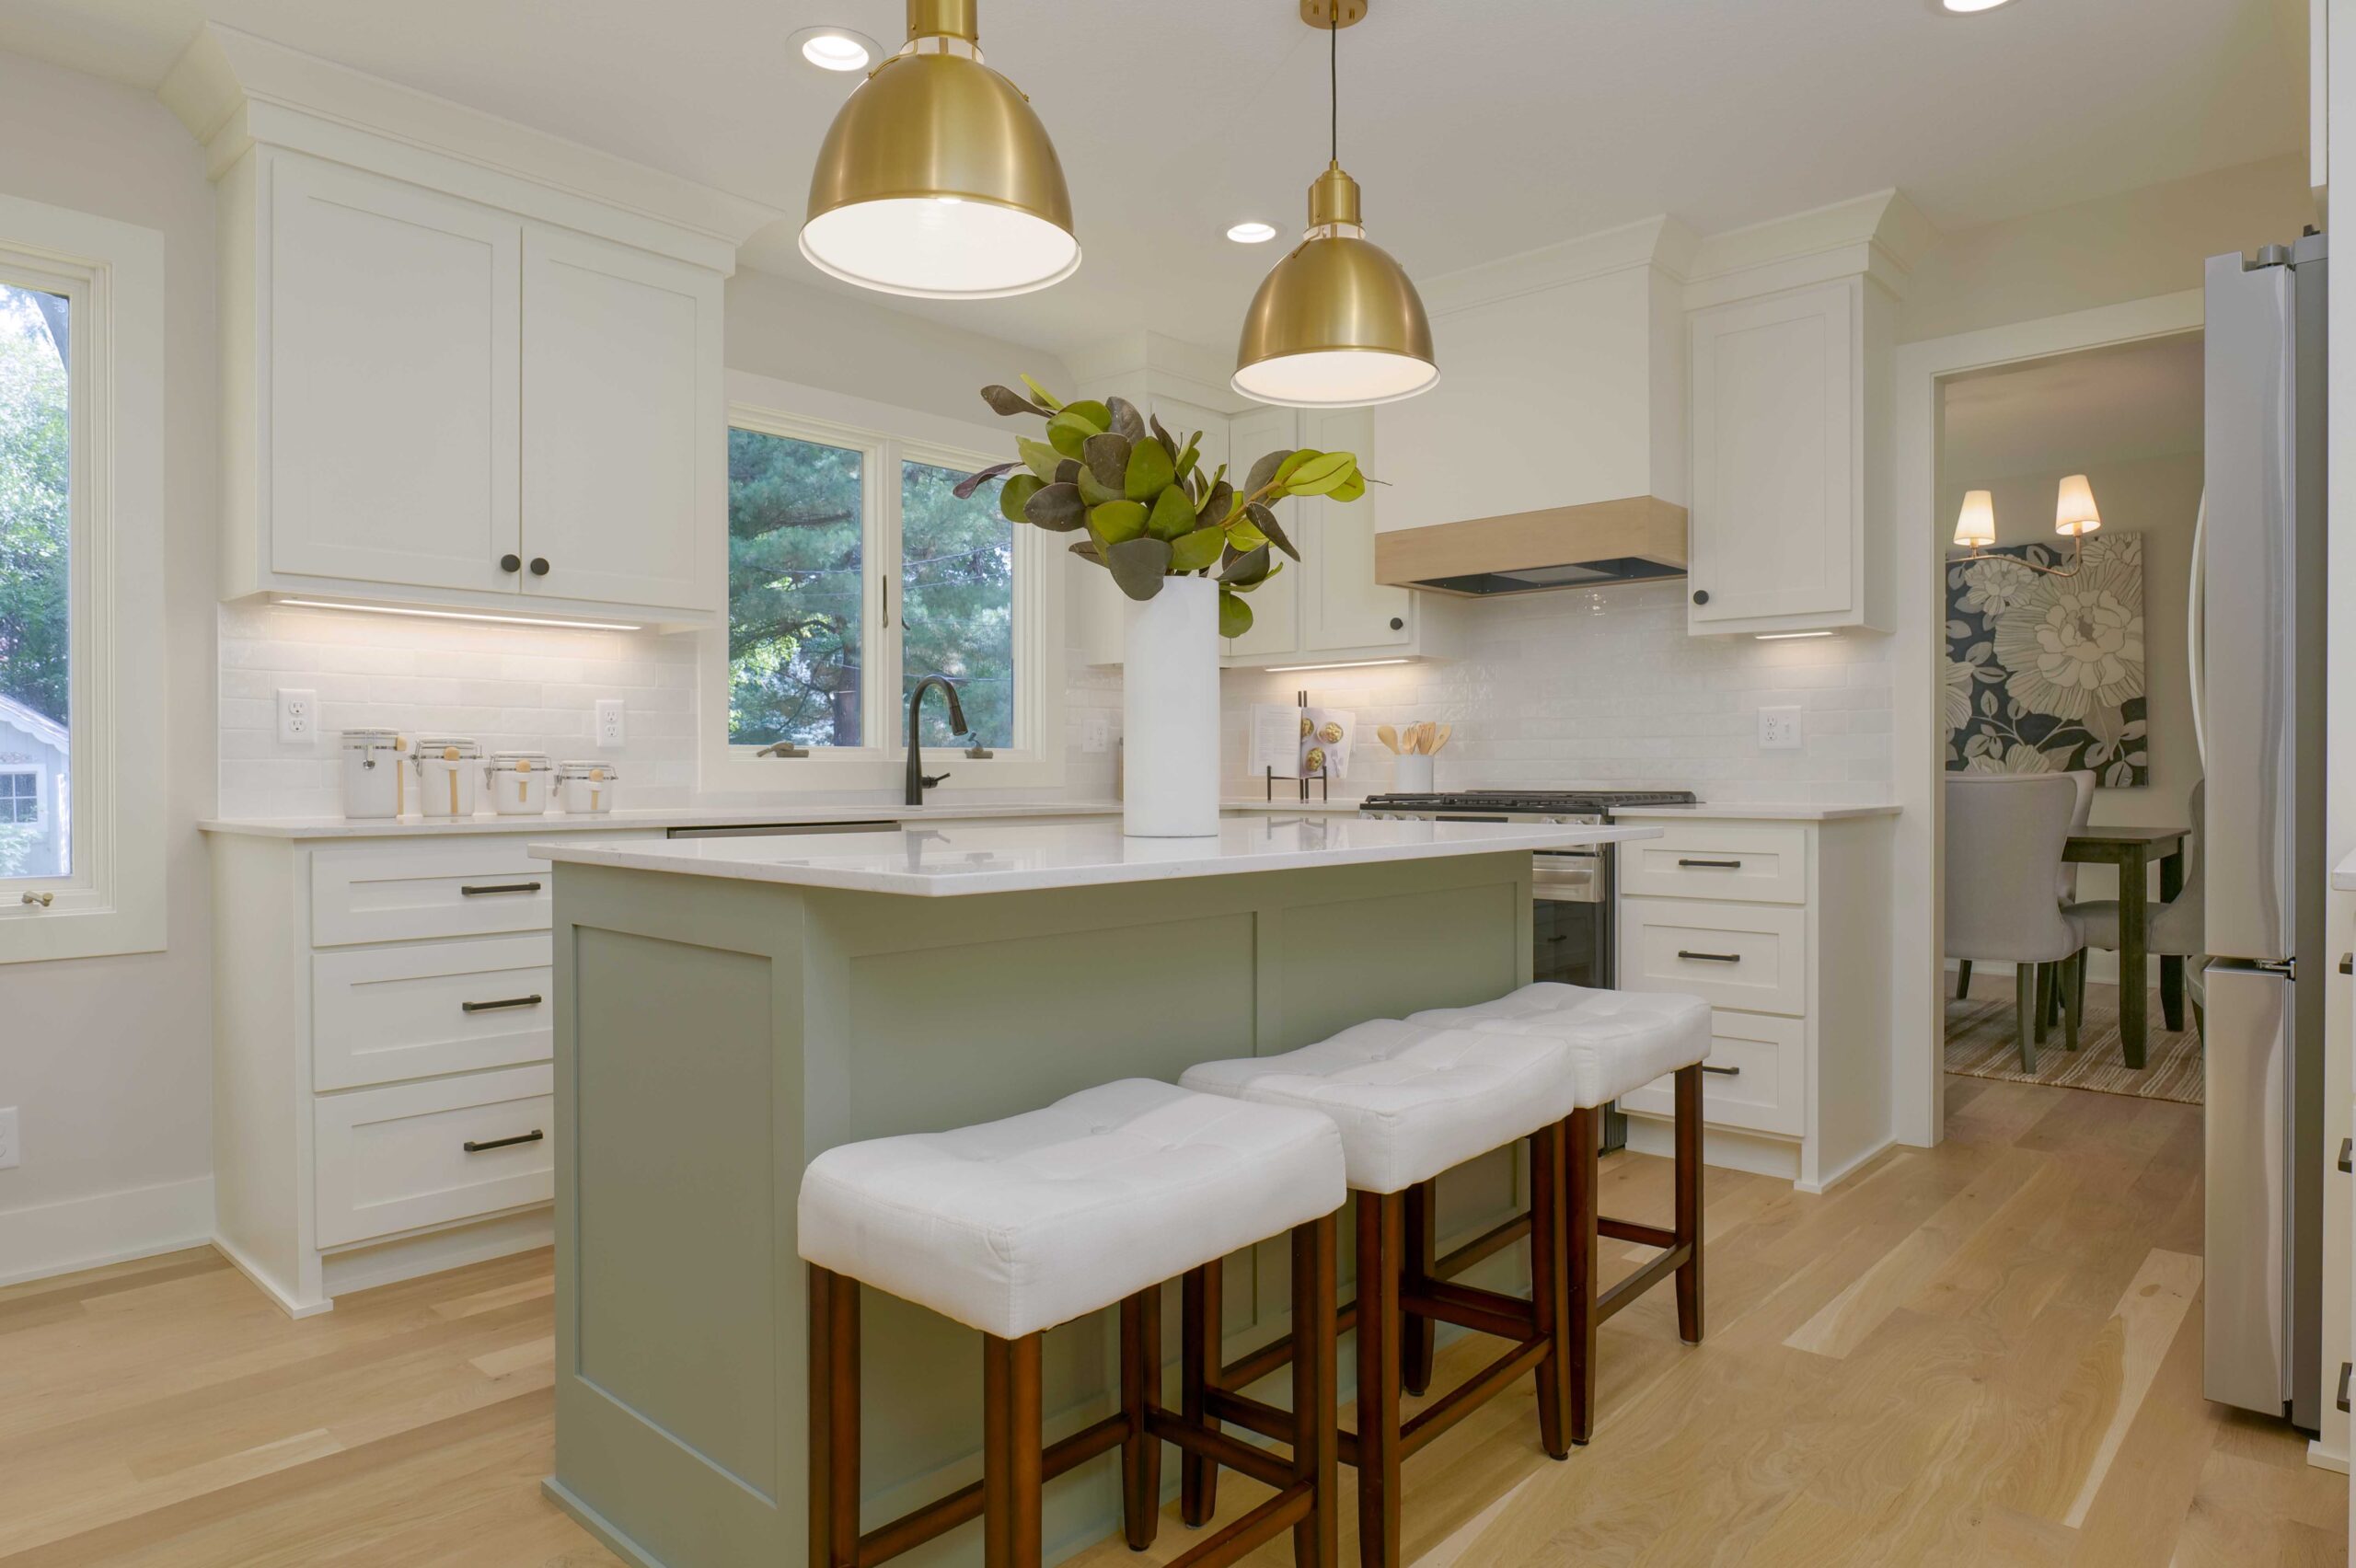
[1259,657,1415,673]
[1752,630,1837,641]
[273,599,644,632]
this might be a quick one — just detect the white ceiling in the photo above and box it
[0,0,2304,357]
[1942,331,2204,481]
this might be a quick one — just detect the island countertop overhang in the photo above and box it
[527,817,1658,897]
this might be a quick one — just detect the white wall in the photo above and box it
[0,48,217,1273]
[1218,579,1894,805]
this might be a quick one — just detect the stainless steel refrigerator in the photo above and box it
[2198,233,2327,1430]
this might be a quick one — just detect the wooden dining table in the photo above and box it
[2062,824,2189,1068]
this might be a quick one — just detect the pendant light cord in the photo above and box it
[1329,11,1339,165]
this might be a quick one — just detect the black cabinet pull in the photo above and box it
[464,1129,545,1154]
[461,994,543,1014]
[1702,1064,1740,1077]
[2339,1138,2351,1175]
[500,553,521,572]
[1389,617,1404,631]
[1692,589,1709,605]
[529,557,550,576]
[1677,949,1742,964]
[1678,859,1743,870]
[2339,1362,2351,1414]
[459,881,542,897]
[2341,953,2351,975]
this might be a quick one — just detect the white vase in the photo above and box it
[1123,576,1221,837]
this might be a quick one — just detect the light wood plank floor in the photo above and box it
[1,1078,2339,1566]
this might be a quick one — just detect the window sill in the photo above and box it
[705,746,1068,797]
[0,894,165,964]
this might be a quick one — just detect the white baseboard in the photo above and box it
[321,1205,552,1299]
[0,1174,215,1288]
[1802,1135,1900,1196]
[211,1229,331,1318]
[2305,1436,2350,1474]
[1623,1116,1801,1183]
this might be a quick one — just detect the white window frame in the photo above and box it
[703,370,1065,795]
[0,195,166,963]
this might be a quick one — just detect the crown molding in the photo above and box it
[159,25,782,270]
[1415,214,1703,318]
[1683,189,1941,309]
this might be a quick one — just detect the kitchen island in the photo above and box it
[532,815,1654,1568]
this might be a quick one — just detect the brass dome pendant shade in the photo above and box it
[1233,0,1437,408]
[802,0,1079,300]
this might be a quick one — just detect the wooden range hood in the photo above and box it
[1373,495,1688,597]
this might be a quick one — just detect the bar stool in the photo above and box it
[1407,983,1712,1442]
[1180,1019,1595,1568]
[797,1078,1346,1568]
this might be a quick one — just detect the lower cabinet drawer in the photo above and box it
[314,1066,554,1248]
[1618,897,1807,1016]
[312,936,553,1090]
[1618,1009,1804,1136]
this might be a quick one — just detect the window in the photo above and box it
[706,381,1062,792]
[0,194,165,962]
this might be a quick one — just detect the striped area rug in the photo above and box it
[1946,980,2203,1104]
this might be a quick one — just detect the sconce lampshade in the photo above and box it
[2054,473,2102,537]
[1954,489,1996,548]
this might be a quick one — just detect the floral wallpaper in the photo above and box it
[1944,533,2147,786]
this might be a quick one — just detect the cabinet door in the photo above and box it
[1687,280,1857,628]
[269,156,520,594]
[1222,405,1300,660]
[1298,407,1412,652]
[520,225,721,612]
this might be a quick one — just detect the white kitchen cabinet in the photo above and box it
[218,146,725,628]
[1613,808,1895,1191]
[1686,278,1888,635]
[520,224,720,612]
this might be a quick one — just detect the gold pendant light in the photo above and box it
[802,0,1078,299]
[1233,0,1438,408]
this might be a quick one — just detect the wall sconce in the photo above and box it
[1949,475,2098,578]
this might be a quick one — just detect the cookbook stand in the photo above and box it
[1264,689,1332,803]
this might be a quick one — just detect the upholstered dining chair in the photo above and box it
[2068,779,2206,1039]
[1945,773,2090,1071]
[1955,768,2094,1012]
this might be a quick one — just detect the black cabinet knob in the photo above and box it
[1389,617,1404,631]
[529,558,550,576]
[1692,589,1710,606]
[500,554,521,572]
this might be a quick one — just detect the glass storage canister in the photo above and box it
[484,751,553,816]
[339,729,409,819]
[413,736,483,819]
[557,760,620,814]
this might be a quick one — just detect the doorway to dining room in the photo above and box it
[1934,329,2206,1109]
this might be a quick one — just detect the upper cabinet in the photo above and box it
[169,26,778,630]
[224,150,724,625]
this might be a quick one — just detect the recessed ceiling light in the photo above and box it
[792,26,877,71]
[1227,222,1278,244]
[1938,0,2016,11]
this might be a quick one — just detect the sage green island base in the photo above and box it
[534,819,1647,1567]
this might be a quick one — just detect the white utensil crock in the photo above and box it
[1122,576,1220,838]
[1394,754,1435,793]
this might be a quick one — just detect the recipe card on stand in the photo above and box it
[1249,703,1304,778]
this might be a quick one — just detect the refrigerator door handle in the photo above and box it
[2188,490,2207,769]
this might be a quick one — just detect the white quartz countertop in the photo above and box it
[2334,849,2356,892]
[195,797,1381,839]
[1611,802,1900,822]
[528,817,1658,897]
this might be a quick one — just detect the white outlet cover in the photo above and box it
[595,698,626,749]
[0,1106,18,1170]
[1758,706,1803,751]
[277,688,318,744]
[1080,715,1111,755]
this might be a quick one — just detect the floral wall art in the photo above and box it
[1944,533,2147,786]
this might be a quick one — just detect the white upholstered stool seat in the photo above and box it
[796,1078,1344,1341]
[1408,983,1712,1109]
[1178,1019,1587,1194]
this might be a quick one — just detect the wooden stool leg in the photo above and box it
[1529,1122,1572,1459]
[807,1265,860,1568]
[1565,1109,1600,1445]
[1292,1212,1340,1568]
[982,1332,1044,1568]
[1355,1190,1403,1568]
[1400,1180,1438,1397]
[1180,1258,1221,1528]
[1673,1066,1704,1344]
[1120,1286,1162,1551]
[1955,959,1972,1000]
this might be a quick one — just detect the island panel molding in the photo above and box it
[544,847,1545,1568]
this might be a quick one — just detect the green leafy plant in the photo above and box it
[958,376,1369,637]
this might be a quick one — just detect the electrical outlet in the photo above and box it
[1079,715,1111,755]
[276,688,318,744]
[0,1107,18,1170]
[595,698,626,748]
[1758,707,1803,751]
